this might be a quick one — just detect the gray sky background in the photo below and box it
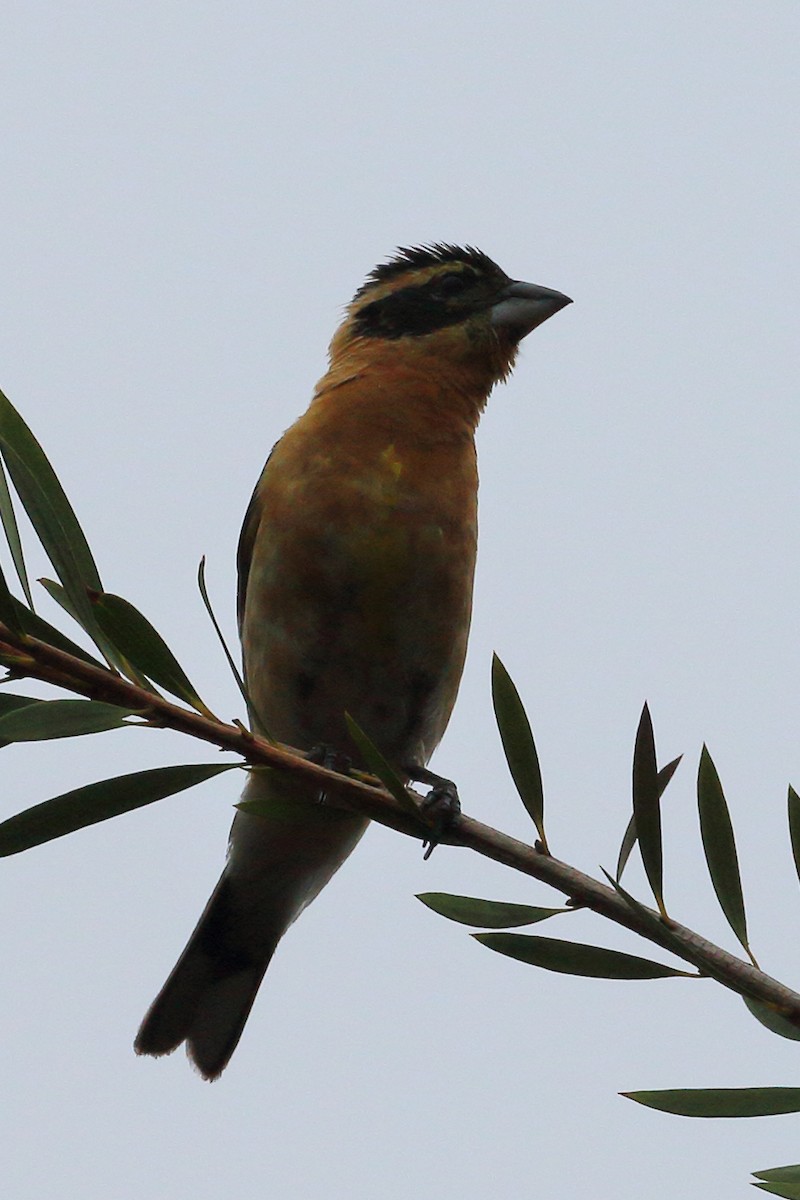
[1,4,798,1197]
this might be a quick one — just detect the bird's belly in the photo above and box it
[241,510,474,769]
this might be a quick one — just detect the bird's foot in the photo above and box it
[307,743,352,774]
[307,744,352,804]
[405,765,461,860]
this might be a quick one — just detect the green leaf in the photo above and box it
[622,1088,800,1118]
[616,755,682,880]
[0,691,42,715]
[753,1166,800,1195]
[0,559,24,635]
[697,744,753,960]
[474,932,692,978]
[40,578,138,680]
[632,702,666,915]
[417,892,569,928]
[754,1166,800,1187]
[491,653,547,850]
[616,814,637,883]
[743,996,800,1042]
[788,786,800,890]
[753,1182,800,1198]
[39,575,99,633]
[12,596,104,665]
[0,762,240,855]
[602,866,651,915]
[197,552,253,699]
[197,557,274,740]
[344,712,417,812]
[602,867,662,926]
[89,590,212,715]
[0,691,44,747]
[0,455,33,608]
[602,869,706,974]
[0,698,137,741]
[601,868,694,963]
[0,387,113,655]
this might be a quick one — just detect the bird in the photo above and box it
[134,243,571,1079]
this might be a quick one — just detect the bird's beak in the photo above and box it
[490,280,572,341]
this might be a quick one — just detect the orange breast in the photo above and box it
[240,369,480,770]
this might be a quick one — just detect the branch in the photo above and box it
[2,620,800,1029]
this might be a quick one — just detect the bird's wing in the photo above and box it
[236,442,279,634]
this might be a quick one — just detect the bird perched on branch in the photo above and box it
[135,244,571,1079]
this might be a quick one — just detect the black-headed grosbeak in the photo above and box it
[135,244,571,1078]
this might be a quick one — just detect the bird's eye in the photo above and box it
[435,271,472,297]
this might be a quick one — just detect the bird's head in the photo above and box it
[326,244,571,398]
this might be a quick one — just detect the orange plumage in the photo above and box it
[135,245,570,1078]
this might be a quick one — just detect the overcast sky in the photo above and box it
[1,4,799,1197]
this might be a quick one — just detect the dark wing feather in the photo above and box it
[237,442,279,634]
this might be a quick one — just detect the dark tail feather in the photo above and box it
[134,878,280,1080]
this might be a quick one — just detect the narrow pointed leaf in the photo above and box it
[417,892,569,928]
[658,755,683,793]
[39,576,93,628]
[623,1088,800,1118]
[11,596,104,665]
[616,814,638,882]
[743,996,800,1042]
[753,1182,800,1198]
[617,755,682,880]
[198,557,248,700]
[788,787,800,889]
[0,698,137,741]
[754,1167,800,1185]
[697,745,751,957]
[0,559,24,635]
[0,388,112,650]
[474,932,692,978]
[0,692,45,747]
[197,557,272,739]
[38,577,129,676]
[90,590,212,715]
[632,702,665,914]
[0,762,239,855]
[601,868,692,961]
[491,653,546,849]
[0,692,43,715]
[602,867,663,927]
[345,712,417,812]
[0,455,33,608]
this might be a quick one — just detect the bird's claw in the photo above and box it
[307,743,352,774]
[402,764,461,858]
[307,744,352,805]
[420,779,460,860]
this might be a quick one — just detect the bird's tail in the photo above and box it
[136,785,369,1079]
[134,874,281,1081]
